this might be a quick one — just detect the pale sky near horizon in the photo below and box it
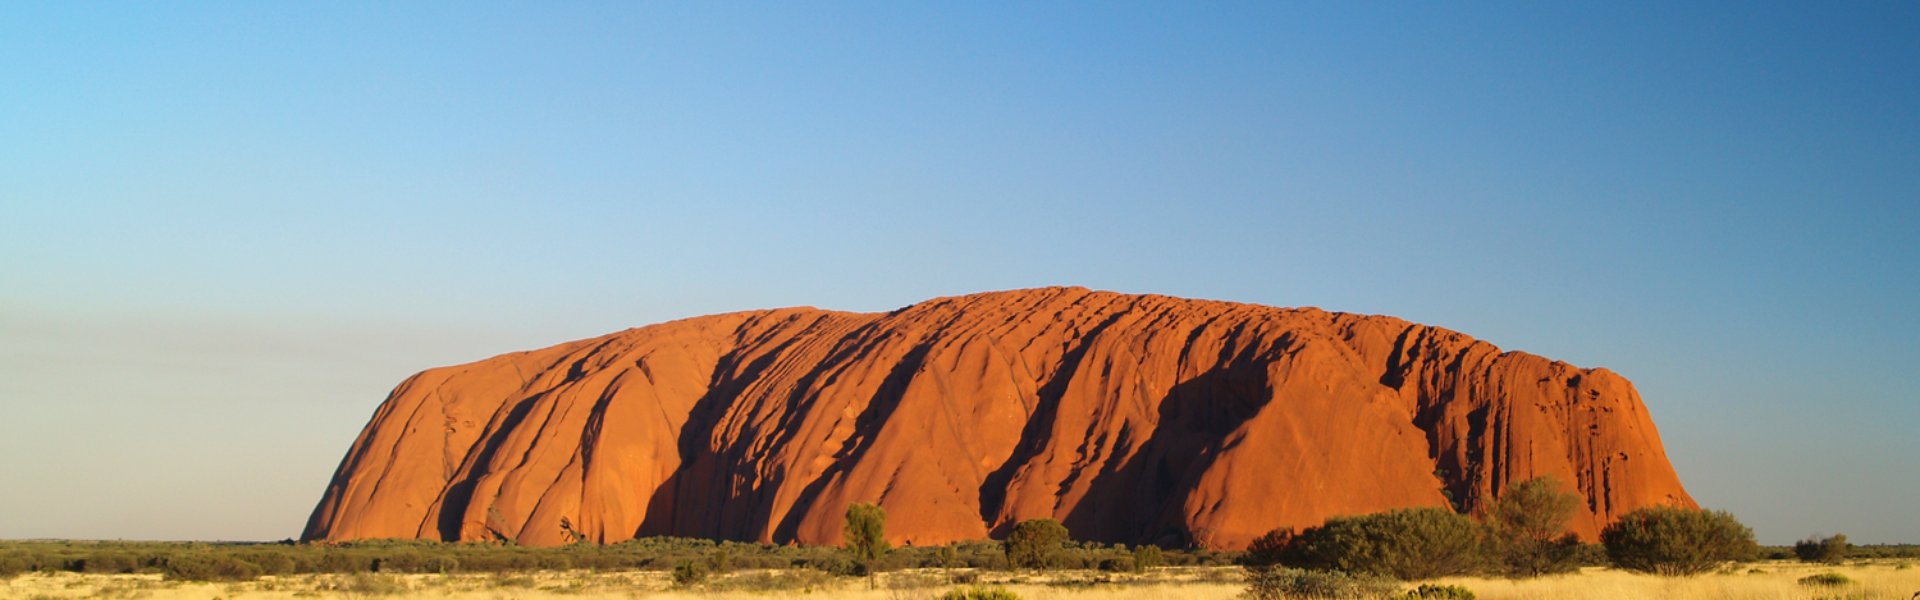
[3,3,1916,545]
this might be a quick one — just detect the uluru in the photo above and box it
[302,287,1694,549]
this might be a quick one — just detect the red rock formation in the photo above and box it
[302,287,1694,549]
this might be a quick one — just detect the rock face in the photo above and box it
[303,287,1694,549]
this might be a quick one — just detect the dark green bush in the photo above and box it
[1096,557,1135,572]
[1797,572,1852,586]
[75,551,139,574]
[1793,534,1849,563]
[162,553,263,581]
[1280,507,1488,580]
[317,549,376,573]
[1395,583,1477,599]
[1243,528,1297,568]
[1003,518,1071,571]
[244,550,298,575]
[671,559,709,586]
[1600,506,1757,576]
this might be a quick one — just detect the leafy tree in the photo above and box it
[1003,518,1070,571]
[1600,506,1757,575]
[1132,544,1164,572]
[1792,534,1849,564]
[1483,475,1584,577]
[842,503,889,588]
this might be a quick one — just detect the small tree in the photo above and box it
[1601,506,1757,576]
[1003,518,1070,571]
[1793,534,1849,564]
[843,503,889,588]
[1484,475,1584,577]
[1132,544,1164,572]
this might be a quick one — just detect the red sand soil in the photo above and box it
[302,287,1693,549]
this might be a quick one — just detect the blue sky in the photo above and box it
[2,2,1915,544]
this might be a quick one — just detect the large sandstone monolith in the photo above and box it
[303,287,1694,548]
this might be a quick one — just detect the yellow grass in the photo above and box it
[1432,562,1920,600]
[2,561,1915,599]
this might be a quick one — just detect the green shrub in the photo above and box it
[1797,572,1852,586]
[1395,583,1477,599]
[245,550,298,575]
[1096,557,1135,572]
[1003,519,1070,571]
[937,585,1021,600]
[1280,507,1488,580]
[670,559,709,586]
[0,553,28,578]
[1484,476,1583,577]
[1600,506,1757,576]
[1243,528,1296,568]
[372,550,458,573]
[317,550,375,573]
[1793,534,1850,564]
[161,553,263,581]
[75,552,139,574]
[1244,566,1398,600]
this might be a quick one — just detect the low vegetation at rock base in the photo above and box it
[0,536,1225,582]
[7,488,1919,599]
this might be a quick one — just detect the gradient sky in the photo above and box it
[3,2,1916,545]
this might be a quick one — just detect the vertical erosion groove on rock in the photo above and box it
[302,287,1695,549]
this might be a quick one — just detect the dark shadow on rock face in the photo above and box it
[434,391,549,541]
[1059,322,1283,547]
[976,311,1130,536]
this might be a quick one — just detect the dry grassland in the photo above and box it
[2,561,1915,600]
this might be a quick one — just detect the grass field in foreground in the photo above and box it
[2,561,1916,599]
